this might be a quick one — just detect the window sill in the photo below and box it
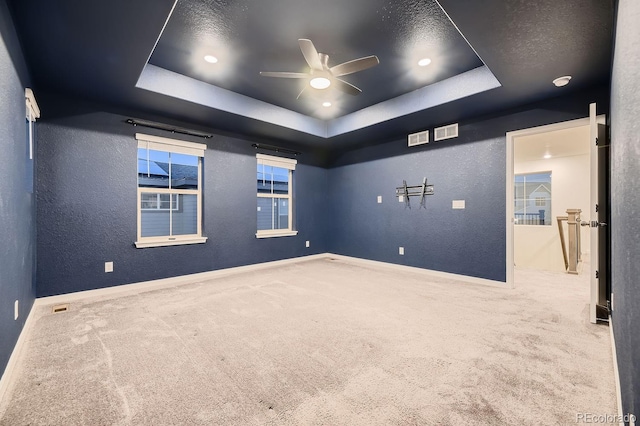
[255,230,298,239]
[135,237,208,248]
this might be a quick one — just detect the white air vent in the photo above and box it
[408,130,429,147]
[434,123,459,141]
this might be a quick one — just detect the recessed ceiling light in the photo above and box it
[544,153,552,159]
[552,76,571,87]
[322,101,332,107]
[418,58,432,67]
[310,77,331,90]
[204,55,218,64]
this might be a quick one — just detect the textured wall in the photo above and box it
[327,91,609,282]
[0,0,35,379]
[610,0,640,420]
[36,108,329,297]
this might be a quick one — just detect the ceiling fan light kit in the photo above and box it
[260,38,379,99]
[310,77,331,89]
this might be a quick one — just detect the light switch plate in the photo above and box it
[398,195,404,203]
[305,240,310,248]
[105,261,114,273]
[399,247,404,255]
[452,200,466,209]
[377,195,382,204]
[14,300,18,320]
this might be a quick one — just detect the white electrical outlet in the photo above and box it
[398,195,404,203]
[305,241,310,248]
[257,206,261,211]
[105,261,114,273]
[399,247,404,255]
[14,300,19,320]
[377,195,382,204]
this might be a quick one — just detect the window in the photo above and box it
[256,153,297,238]
[514,172,552,226]
[135,133,207,248]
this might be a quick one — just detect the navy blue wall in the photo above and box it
[610,0,640,421]
[35,103,329,297]
[327,88,609,282]
[0,0,35,380]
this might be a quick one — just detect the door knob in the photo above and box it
[581,221,607,228]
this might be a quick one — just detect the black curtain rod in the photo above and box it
[126,119,213,139]
[252,143,300,156]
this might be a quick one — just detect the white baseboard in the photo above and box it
[609,317,625,426]
[35,254,329,307]
[326,254,508,288]
[0,301,37,417]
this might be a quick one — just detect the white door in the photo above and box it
[589,103,609,323]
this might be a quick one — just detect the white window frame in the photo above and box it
[256,153,298,238]
[141,193,180,211]
[135,133,207,248]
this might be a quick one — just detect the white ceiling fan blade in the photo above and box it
[334,78,362,96]
[260,72,309,78]
[298,39,324,71]
[330,55,379,77]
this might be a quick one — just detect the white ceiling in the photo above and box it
[514,125,590,163]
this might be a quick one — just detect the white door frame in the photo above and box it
[505,115,605,288]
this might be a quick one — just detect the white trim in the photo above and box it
[327,254,508,288]
[505,116,605,289]
[134,236,207,248]
[255,230,299,238]
[256,154,295,234]
[0,303,38,417]
[136,135,205,247]
[609,318,625,426]
[136,133,206,157]
[256,153,297,170]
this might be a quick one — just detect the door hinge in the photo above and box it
[595,137,599,146]
[595,204,599,213]
[596,270,599,279]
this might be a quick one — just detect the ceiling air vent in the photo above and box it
[408,130,429,147]
[434,123,459,141]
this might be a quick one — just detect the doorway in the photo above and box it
[505,116,602,289]
[513,125,591,273]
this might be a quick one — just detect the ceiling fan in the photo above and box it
[260,39,379,98]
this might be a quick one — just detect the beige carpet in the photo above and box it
[0,257,616,425]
